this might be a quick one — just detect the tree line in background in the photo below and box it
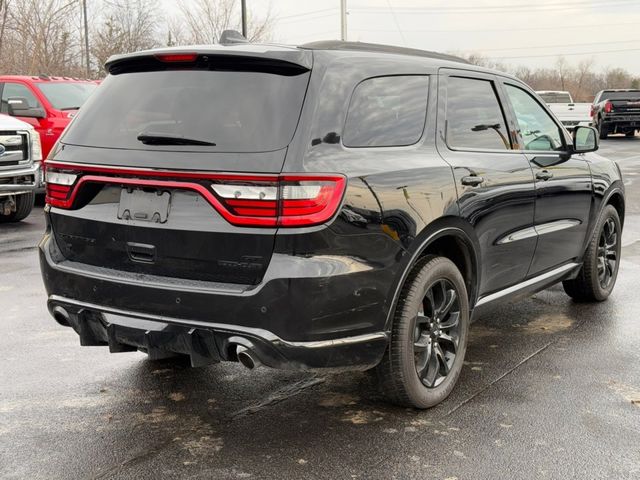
[0,0,273,77]
[0,0,638,100]
[463,54,640,102]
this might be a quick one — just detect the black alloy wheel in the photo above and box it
[413,279,461,388]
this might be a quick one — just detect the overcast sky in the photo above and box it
[222,0,640,74]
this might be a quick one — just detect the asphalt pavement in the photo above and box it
[1,138,639,480]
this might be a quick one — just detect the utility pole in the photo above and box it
[241,0,247,38]
[82,0,90,77]
[340,0,347,41]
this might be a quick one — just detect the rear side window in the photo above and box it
[446,77,510,151]
[61,68,310,153]
[343,75,428,147]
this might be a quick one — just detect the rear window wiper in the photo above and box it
[137,132,216,146]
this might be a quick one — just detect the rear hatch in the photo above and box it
[45,48,315,286]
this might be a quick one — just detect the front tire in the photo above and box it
[376,256,469,409]
[0,192,34,223]
[563,205,621,302]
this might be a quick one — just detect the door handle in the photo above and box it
[461,175,484,187]
[536,170,553,181]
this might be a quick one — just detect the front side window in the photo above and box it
[445,77,510,151]
[343,75,429,148]
[505,84,564,152]
[1,83,40,114]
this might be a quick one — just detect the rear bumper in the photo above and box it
[39,231,393,370]
[47,295,387,370]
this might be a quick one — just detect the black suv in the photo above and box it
[40,40,624,408]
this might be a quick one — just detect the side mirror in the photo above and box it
[7,97,45,118]
[573,126,598,153]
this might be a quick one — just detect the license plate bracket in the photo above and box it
[117,188,171,223]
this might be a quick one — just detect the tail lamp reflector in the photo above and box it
[604,101,613,113]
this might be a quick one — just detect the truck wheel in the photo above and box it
[0,192,35,223]
[563,205,621,302]
[626,131,635,138]
[376,256,469,409]
[598,118,609,139]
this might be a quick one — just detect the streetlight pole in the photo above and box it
[340,0,347,41]
[241,0,247,38]
[82,0,90,77]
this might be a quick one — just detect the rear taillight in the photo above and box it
[44,163,346,228]
[45,169,78,208]
[210,175,346,227]
[590,105,595,117]
[605,101,613,113]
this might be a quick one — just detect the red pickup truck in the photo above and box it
[0,75,98,159]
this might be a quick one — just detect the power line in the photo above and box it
[349,21,640,34]
[351,0,639,15]
[277,8,337,21]
[482,39,640,52]
[490,47,640,60]
[385,0,406,46]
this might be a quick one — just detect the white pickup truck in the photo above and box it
[536,91,592,131]
[0,114,43,222]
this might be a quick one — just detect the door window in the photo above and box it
[445,77,511,151]
[343,75,429,147]
[505,84,564,152]
[1,83,41,114]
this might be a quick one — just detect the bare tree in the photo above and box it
[177,0,272,44]
[92,0,158,73]
[1,0,84,76]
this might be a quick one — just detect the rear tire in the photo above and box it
[376,256,469,409]
[563,205,621,302]
[598,118,608,140]
[0,192,34,223]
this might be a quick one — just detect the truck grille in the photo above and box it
[0,131,28,168]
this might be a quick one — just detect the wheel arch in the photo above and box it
[384,216,480,331]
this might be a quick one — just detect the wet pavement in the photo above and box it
[1,138,639,479]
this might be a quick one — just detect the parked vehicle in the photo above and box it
[0,114,43,221]
[39,40,625,408]
[0,75,98,159]
[591,89,640,139]
[536,90,591,130]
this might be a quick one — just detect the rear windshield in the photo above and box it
[61,69,310,153]
[600,91,640,101]
[538,92,572,104]
[36,82,97,110]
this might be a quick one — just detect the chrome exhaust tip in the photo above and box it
[236,345,261,369]
[52,306,70,327]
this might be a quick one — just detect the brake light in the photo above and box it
[590,105,595,117]
[210,175,346,227]
[45,169,78,207]
[155,53,197,63]
[44,163,346,228]
[605,101,613,113]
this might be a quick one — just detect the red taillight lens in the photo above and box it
[590,105,595,117]
[44,163,346,228]
[211,175,346,227]
[45,168,78,208]
[155,53,198,63]
[605,101,613,113]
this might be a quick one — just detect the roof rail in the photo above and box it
[300,40,470,64]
